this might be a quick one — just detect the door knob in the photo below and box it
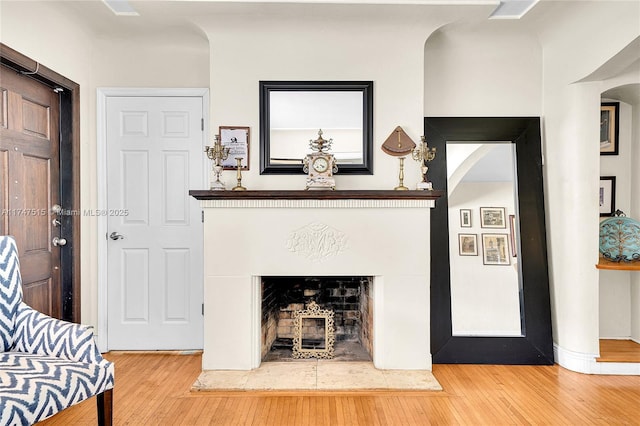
[51,204,62,215]
[52,237,67,247]
[109,232,124,241]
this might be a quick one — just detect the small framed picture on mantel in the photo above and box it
[220,126,250,170]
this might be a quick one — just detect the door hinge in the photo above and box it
[201,210,204,223]
[201,118,204,131]
[202,303,204,315]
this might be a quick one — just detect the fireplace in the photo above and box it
[191,190,439,371]
[261,276,373,361]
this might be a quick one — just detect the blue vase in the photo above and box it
[599,210,640,262]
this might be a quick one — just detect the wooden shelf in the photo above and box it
[596,258,640,271]
[189,189,444,201]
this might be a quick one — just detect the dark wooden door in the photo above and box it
[0,64,62,318]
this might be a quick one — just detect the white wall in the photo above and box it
[424,20,542,116]
[599,100,633,339]
[0,0,96,325]
[197,8,476,191]
[539,1,640,365]
[92,32,209,87]
[449,181,520,336]
[599,67,640,344]
[599,270,632,338]
[632,97,640,344]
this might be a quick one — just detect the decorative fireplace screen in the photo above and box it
[292,301,336,359]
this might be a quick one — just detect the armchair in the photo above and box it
[0,235,114,425]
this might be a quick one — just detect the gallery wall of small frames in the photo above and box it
[457,207,517,265]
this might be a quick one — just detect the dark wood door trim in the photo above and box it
[1,43,81,323]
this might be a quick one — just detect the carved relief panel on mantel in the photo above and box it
[287,222,348,263]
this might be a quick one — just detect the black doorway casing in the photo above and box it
[426,117,554,365]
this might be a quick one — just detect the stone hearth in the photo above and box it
[192,362,443,391]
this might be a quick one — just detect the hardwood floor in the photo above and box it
[597,339,640,363]
[39,352,640,425]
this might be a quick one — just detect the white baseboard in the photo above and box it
[554,343,640,375]
[554,344,598,374]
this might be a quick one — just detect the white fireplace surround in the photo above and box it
[199,196,435,371]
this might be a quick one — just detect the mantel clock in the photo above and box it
[303,129,338,190]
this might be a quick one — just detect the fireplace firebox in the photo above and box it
[261,276,373,361]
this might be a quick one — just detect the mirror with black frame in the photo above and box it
[427,117,554,365]
[259,81,373,175]
[448,142,524,338]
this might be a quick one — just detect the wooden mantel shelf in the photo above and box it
[189,189,444,201]
[596,258,640,271]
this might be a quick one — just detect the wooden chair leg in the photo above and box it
[97,389,113,426]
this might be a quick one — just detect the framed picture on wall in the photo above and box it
[509,214,517,257]
[482,234,510,265]
[480,207,506,228]
[509,214,518,257]
[600,102,619,155]
[458,234,478,256]
[460,209,472,227]
[599,176,616,217]
[220,126,250,170]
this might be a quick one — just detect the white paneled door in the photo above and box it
[106,96,204,350]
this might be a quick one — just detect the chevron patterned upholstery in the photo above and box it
[0,236,114,425]
[0,236,21,352]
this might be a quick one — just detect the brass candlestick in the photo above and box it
[232,157,247,191]
[411,136,437,190]
[394,157,409,191]
[204,134,230,190]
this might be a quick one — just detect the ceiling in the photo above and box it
[101,0,537,18]
[43,0,640,105]
[58,0,552,39]
[603,82,640,106]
